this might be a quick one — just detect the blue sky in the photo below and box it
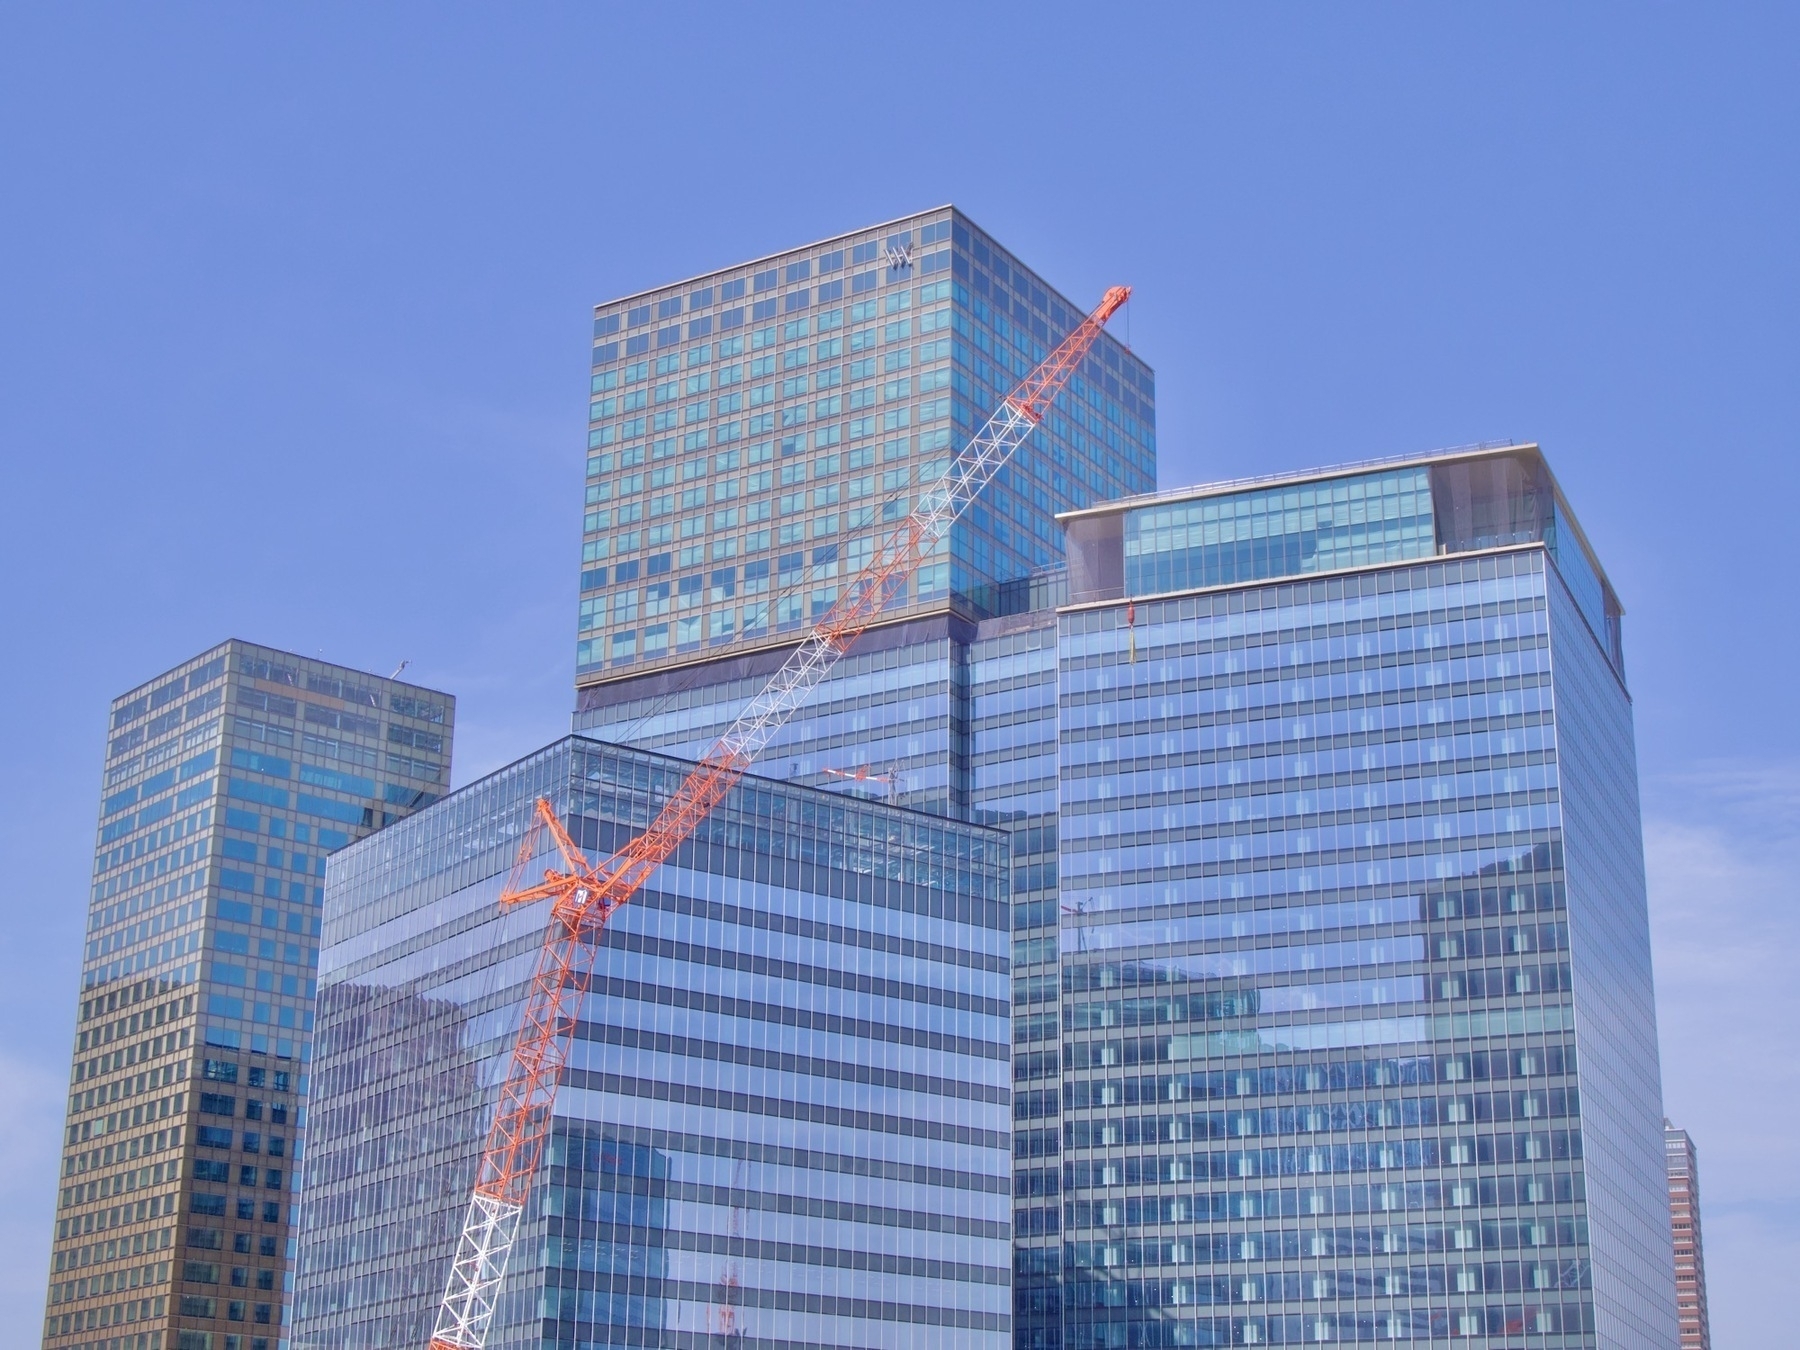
[0,5,1794,1343]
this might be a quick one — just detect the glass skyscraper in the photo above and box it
[573,204,1155,692]
[1048,444,1671,1347]
[43,640,453,1350]
[291,736,1012,1350]
[581,443,1679,1348]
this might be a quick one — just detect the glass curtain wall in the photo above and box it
[294,736,1014,1350]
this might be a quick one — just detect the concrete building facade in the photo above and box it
[42,640,452,1350]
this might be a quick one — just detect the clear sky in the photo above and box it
[1,6,1793,1344]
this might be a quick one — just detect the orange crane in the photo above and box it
[428,284,1131,1350]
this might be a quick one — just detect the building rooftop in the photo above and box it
[1055,440,1627,676]
[1056,439,1530,520]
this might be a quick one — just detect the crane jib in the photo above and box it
[428,284,1129,1350]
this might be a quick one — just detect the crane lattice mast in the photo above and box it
[428,284,1131,1350]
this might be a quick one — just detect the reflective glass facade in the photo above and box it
[1052,546,1670,1347]
[582,443,1674,1349]
[575,616,976,818]
[1119,466,1437,597]
[1046,446,1670,1347]
[1066,446,1625,678]
[575,205,1155,685]
[292,737,1012,1350]
[43,640,452,1350]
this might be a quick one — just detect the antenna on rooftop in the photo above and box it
[390,660,411,680]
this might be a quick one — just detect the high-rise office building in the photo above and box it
[572,204,1155,700]
[1664,1121,1711,1349]
[43,640,453,1350]
[291,736,1012,1350]
[1045,445,1672,1348]
[582,442,1680,1348]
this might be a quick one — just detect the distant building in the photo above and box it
[292,736,1012,1350]
[572,204,1155,705]
[1665,1121,1712,1349]
[41,640,453,1350]
[584,442,1681,1349]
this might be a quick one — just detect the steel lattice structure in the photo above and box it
[428,284,1130,1350]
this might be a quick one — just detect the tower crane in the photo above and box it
[822,763,897,801]
[428,284,1131,1350]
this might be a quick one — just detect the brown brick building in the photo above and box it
[1664,1120,1713,1350]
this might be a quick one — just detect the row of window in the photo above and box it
[107,687,223,762]
[590,346,954,418]
[231,689,444,752]
[45,1257,168,1309]
[190,1196,285,1224]
[185,1230,280,1257]
[182,1260,277,1290]
[52,1223,173,1280]
[176,1294,274,1322]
